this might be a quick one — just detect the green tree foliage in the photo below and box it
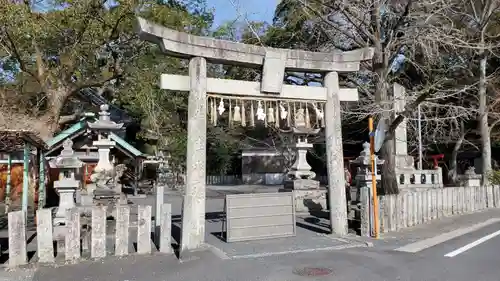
[0,0,213,140]
[0,0,227,172]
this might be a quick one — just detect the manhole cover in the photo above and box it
[293,267,333,277]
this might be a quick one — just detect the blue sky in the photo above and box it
[207,0,276,27]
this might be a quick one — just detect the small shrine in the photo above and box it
[45,106,145,199]
[43,104,146,219]
[235,100,325,186]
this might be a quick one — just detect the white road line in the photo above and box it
[394,218,500,253]
[444,229,500,257]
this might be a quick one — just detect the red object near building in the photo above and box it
[430,154,444,169]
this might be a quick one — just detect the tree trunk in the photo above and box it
[478,40,491,185]
[36,88,70,140]
[448,133,465,185]
[372,42,397,195]
[381,140,397,195]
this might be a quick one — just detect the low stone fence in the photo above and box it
[5,204,173,267]
[361,185,500,235]
[395,167,444,189]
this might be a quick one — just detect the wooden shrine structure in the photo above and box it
[0,130,47,213]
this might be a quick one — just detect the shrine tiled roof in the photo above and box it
[45,118,145,159]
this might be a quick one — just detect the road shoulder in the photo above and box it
[368,208,500,250]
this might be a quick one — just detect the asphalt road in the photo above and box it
[385,219,500,281]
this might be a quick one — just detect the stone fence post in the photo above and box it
[351,143,384,237]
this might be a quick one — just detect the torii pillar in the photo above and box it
[181,57,207,251]
[324,72,348,235]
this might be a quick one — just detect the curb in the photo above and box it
[318,234,374,247]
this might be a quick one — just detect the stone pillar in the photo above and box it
[393,83,414,170]
[180,57,207,253]
[93,139,115,172]
[324,72,348,236]
[351,143,384,237]
[359,172,382,237]
[154,153,167,246]
[393,83,407,156]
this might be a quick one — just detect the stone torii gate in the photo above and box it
[137,17,374,254]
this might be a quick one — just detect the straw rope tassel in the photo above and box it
[287,102,291,127]
[274,101,279,128]
[267,101,275,124]
[250,101,255,127]
[315,103,320,127]
[233,100,241,122]
[264,101,268,127]
[293,102,297,127]
[213,98,218,126]
[229,99,233,128]
[209,98,213,125]
[241,100,246,127]
[320,103,325,128]
[305,102,310,128]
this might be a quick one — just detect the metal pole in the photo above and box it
[369,117,379,239]
[418,104,423,170]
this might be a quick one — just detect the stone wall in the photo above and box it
[5,204,173,267]
[360,185,500,235]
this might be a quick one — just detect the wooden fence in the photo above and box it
[204,174,328,186]
[205,175,241,185]
[361,185,500,235]
[6,204,173,267]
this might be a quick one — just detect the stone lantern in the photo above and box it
[284,127,320,188]
[350,142,385,201]
[280,106,325,212]
[83,104,124,206]
[50,139,83,225]
[87,104,124,174]
[78,104,128,220]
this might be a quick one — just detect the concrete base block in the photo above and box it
[280,187,327,212]
[127,194,147,199]
[284,179,320,190]
[179,246,213,263]
[242,173,285,185]
[80,194,93,207]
